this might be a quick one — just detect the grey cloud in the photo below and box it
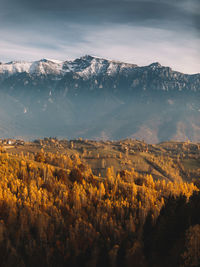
[1,0,198,29]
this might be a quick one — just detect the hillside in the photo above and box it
[3,138,200,183]
[0,138,199,266]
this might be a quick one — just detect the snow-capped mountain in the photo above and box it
[0,55,199,142]
[0,55,138,78]
[0,55,199,91]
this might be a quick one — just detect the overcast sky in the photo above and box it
[0,0,199,73]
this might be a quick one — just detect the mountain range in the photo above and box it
[0,55,199,143]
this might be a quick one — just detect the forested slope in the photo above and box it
[0,142,199,267]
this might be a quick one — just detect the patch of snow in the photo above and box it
[46,58,63,64]
[0,61,32,75]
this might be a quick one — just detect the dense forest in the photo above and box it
[0,139,200,267]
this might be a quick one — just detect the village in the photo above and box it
[0,137,199,183]
[0,138,25,146]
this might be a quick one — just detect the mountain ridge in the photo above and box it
[0,55,199,142]
[0,55,199,78]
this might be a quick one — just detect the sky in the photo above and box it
[0,0,200,74]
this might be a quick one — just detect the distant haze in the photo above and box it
[0,0,199,74]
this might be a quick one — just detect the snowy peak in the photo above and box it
[79,55,95,61]
[72,56,109,77]
[29,59,64,75]
[148,62,162,68]
[65,55,138,78]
